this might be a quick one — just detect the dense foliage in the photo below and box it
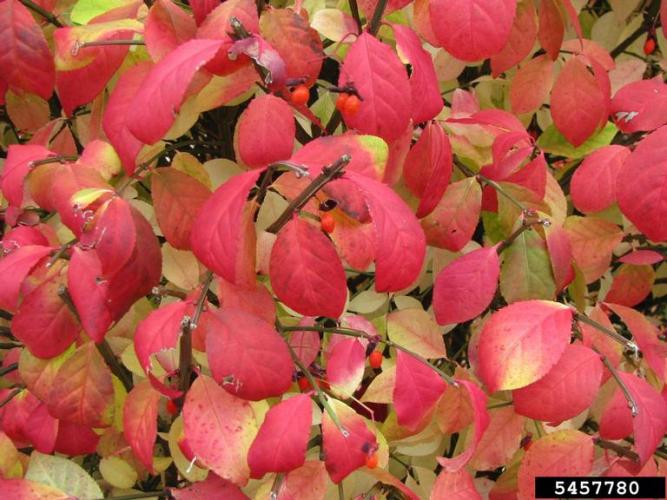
[0,0,666,498]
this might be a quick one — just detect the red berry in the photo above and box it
[369,351,383,369]
[365,452,379,469]
[291,84,310,106]
[335,93,349,111]
[343,95,361,115]
[644,37,656,55]
[166,399,178,415]
[298,376,312,392]
[320,212,335,233]
[318,378,330,391]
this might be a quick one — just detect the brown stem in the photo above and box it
[265,155,351,234]
[349,0,362,32]
[0,388,22,409]
[0,363,18,377]
[29,155,78,168]
[19,0,63,27]
[595,438,639,462]
[367,0,388,35]
[0,342,21,349]
[455,161,527,212]
[77,40,145,50]
[610,0,661,58]
[599,352,639,417]
[576,313,639,353]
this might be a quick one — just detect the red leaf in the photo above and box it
[190,0,219,25]
[544,225,574,292]
[183,375,257,485]
[277,461,329,500]
[102,62,152,174]
[0,478,68,499]
[171,474,249,500]
[12,278,80,359]
[287,317,321,367]
[570,145,630,213]
[517,430,594,498]
[578,305,622,381]
[512,344,603,424]
[145,0,196,62]
[345,172,426,291]
[247,394,312,477]
[551,55,607,146]
[338,32,411,141]
[0,0,54,99]
[152,168,211,250]
[436,380,489,472]
[47,342,114,428]
[134,300,191,374]
[0,245,52,313]
[1,144,53,207]
[619,250,664,265]
[510,54,554,114]
[538,0,564,60]
[616,125,667,242]
[322,399,377,483]
[124,380,161,472]
[126,39,223,144]
[613,373,667,466]
[605,264,655,307]
[270,217,347,318]
[217,278,276,325]
[431,469,481,500]
[191,170,261,285]
[490,0,537,76]
[564,215,623,283]
[326,338,365,397]
[430,0,517,62]
[206,308,293,400]
[600,387,633,440]
[237,94,295,169]
[392,25,442,123]
[477,300,573,392]
[421,177,482,251]
[470,406,525,470]
[393,350,446,431]
[403,122,453,218]
[433,246,500,325]
[24,403,58,454]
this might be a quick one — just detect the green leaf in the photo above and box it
[500,230,556,303]
[25,452,103,500]
[537,122,617,159]
[71,0,134,25]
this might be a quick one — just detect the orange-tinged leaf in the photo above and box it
[0,245,52,313]
[123,380,161,472]
[152,167,211,250]
[605,264,655,307]
[217,278,276,325]
[171,473,249,499]
[287,317,320,368]
[206,308,293,400]
[470,406,525,470]
[512,343,602,424]
[434,246,500,325]
[477,300,573,392]
[269,217,347,318]
[247,394,312,477]
[0,478,68,499]
[47,342,114,428]
[564,215,623,283]
[544,224,574,292]
[277,461,329,500]
[393,350,446,431]
[490,0,537,76]
[387,308,446,358]
[538,0,564,60]
[1,144,54,208]
[145,0,196,62]
[517,430,594,499]
[579,306,622,379]
[510,54,554,115]
[183,375,257,485]
[431,469,481,500]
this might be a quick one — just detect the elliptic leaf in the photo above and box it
[510,55,554,115]
[123,380,161,472]
[25,451,103,499]
[1,144,53,207]
[610,77,667,133]
[326,338,366,397]
[387,308,446,358]
[0,478,68,499]
[145,0,196,62]
[490,0,537,76]
[470,406,525,470]
[564,215,623,283]
[570,145,630,213]
[0,245,52,313]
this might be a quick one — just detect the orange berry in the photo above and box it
[343,95,361,115]
[365,452,379,469]
[166,399,179,415]
[291,84,310,106]
[335,93,349,111]
[644,37,656,55]
[369,351,383,369]
[320,212,335,233]
[298,376,312,392]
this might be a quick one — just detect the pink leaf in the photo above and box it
[403,122,453,218]
[0,245,52,313]
[392,25,442,123]
[619,250,664,265]
[616,125,667,242]
[431,469,481,500]
[206,308,293,400]
[551,55,607,146]
[1,144,53,207]
[228,35,287,89]
[338,32,411,141]
[269,217,347,318]
[510,54,554,114]
[237,94,295,169]
[345,172,426,291]
[0,0,54,100]
[600,387,633,440]
[247,394,312,477]
[217,278,276,325]
[287,318,321,368]
[24,403,58,454]
[477,300,573,392]
[191,170,261,284]
[326,338,365,397]
[126,39,223,144]
[145,0,196,62]
[490,0,537,76]
[0,478,68,499]
[183,375,257,485]
[538,0,564,60]
[436,380,489,472]
[171,474,248,500]
[470,406,525,470]
[190,0,219,25]
[544,225,574,292]
[570,145,630,213]
[430,0,517,62]
[393,350,446,431]
[512,344,603,424]
[123,380,160,472]
[433,246,500,325]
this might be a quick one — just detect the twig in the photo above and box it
[0,342,21,349]
[0,363,18,377]
[575,313,639,354]
[496,215,549,253]
[270,473,285,498]
[29,155,78,168]
[266,155,351,234]
[76,40,145,50]
[98,491,167,500]
[19,0,63,27]
[610,0,661,58]
[255,161,310,205]
[455,161,527,212]
[599,353,639,417]
[281,325,458,386]
[594,438,639,462]
[178,272,213,394]
[349,0,362,32]
[0,388,22,409]
[367,0,388,35]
